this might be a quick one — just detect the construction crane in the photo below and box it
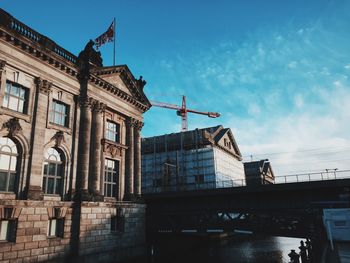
[150,95,220,132]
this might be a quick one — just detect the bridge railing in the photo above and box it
[142,169,350,194]
[274,169,350,184]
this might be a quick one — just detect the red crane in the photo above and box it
[150,95,220,132]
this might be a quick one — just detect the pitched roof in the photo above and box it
[142,125,242,160]
[244,159,275,177]
[92,65,151,107]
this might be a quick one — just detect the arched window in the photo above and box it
[43,148,63,195]
[0,137,18,192]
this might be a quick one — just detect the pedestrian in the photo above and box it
[299,241,308,263]
[305,239,312,261]
[288,249,300,263]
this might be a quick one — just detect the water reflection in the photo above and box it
[151,234,300,263]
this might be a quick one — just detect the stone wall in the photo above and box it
[0,200,146,263]
[79,202,146,262]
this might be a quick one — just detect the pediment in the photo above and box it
[215,128,242,159]
[94,65,150,106]
[100,74,133,96]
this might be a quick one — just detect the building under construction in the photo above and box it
[141,125,245,193]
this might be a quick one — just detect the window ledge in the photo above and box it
[0,240,13,244]
[104,197,117,203]
[102,139,128,158]
[0,192,16,200]
[0,107,31,123]
[47,236,61,240]
[43,195,62,201]
[47,122,71,135]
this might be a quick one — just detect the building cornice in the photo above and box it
[0,8,151,113]
[88,74,150,112]
[93,65,151,110]
[0,9,78,76]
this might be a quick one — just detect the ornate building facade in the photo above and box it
[0,9,151,262]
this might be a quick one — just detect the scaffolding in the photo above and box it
[141,127,245,193]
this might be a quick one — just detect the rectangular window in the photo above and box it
[111,208,125,233]
[2,81,28,113]
[0,220,9,240]
[104,159,119,198]
[106,121,120,142]
[47,219,57,236]
[0,220,17,242]
[50,100,69,127]
[47,218,64,238]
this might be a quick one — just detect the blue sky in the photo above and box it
[2,0,350,175]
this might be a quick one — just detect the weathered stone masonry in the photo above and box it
[0,8,151,262]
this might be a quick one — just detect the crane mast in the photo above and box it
[150,95,220,132]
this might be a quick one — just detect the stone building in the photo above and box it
[142,125,245,193]
[243,159,275,186]
[0,8,151,262]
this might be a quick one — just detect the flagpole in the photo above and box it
[113,17,116,66]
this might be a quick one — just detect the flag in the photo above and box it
[94,21,115,49]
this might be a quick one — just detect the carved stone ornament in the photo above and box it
[1,117,22,136]
[77,40,103,79]
[102,139,127,158]
[134,120,144,131]
[79,96,92,109]
[106,144,122,158]
[136,75,147,90]
[0,60,6,71]
[91,99,106,113]
[34,77,52,94]
[127,118,137,128]
[50,131,65,147]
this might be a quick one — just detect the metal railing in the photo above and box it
[142,169,350,194]
[274,169,350,184]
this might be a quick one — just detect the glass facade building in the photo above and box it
[142,126,245,193]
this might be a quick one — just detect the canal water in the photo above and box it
[147,234,301,263]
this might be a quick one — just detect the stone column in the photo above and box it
[0,60,5,84]
[27,77,52,200]
[89,99,105,201]
[124,118,135,200]
[134,120,143,197]
[76,96,92,200]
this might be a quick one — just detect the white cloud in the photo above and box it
[294,94,304,108]
[233,84,350,175]
[288,61,297,69]
[247,103,261,115]
[143,7,350,178]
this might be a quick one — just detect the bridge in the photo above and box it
[143,170,350,239]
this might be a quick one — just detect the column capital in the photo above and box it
[34,77,52,94]
[91,99,106,113]
[78,95,93,109]
[126,117,137,127]
[134,120,144,131]
[0,60,6,71]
